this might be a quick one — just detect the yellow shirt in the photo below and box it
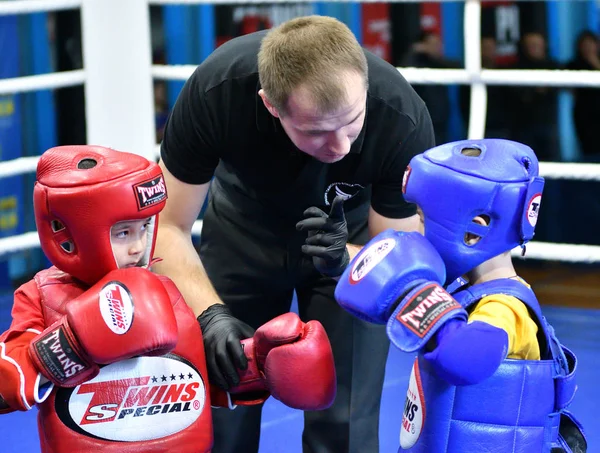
[468,283,541,360]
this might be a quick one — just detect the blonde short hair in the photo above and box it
[258,15,368,116]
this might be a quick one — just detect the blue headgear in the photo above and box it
[403,139,544,284]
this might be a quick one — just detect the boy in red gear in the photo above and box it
[0,145,336,453]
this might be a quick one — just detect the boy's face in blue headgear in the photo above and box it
[416,205,488,247]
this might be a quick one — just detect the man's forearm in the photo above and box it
[153,225,224,317]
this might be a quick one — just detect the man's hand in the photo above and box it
[296,196,350,278]
[197,304,255,390]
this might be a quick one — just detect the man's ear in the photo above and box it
[258,89,280,118]
[464,215,489,245]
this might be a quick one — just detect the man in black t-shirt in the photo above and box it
[154,15,435,453]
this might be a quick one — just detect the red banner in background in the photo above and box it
[416,1,519,66]
[481,0,515,6]
[361,4,391,63]
[419,3,442,36]
[215,4,313,48]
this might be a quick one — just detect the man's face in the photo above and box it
[261,71,367,164]
[523,33,546,60]
[424,34,443,58]
[481,38,497,67]
[580,35,598,59]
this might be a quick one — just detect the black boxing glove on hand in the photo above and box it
[197,304,255,390]
[296,196,350,278]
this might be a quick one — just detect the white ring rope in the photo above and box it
[2,226,600,263]
[0,70,86,96]
[538,162,600,181]
[514,242,600,264]
[464,0,486,141]
[153,64,600,88]
[476,69,600,87]
[0,233,41,258]
[2,66,594,108]
[0,157,40,180]
[3,150,600,181]
[0,0,81,16]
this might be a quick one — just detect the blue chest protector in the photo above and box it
[399,278,583,453]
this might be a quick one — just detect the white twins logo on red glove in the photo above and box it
[99,283,134,335]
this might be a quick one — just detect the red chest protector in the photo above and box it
[35,267,213,453]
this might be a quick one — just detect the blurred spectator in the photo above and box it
[152,51,169,145]
[401,32,460,145]
[508,32,561,161]
[154,81,168,144]
[566,30,600,162]
[460,36,511,139]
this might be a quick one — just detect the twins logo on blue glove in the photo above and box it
[392,282,463,345]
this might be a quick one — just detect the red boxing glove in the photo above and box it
[211,312,336,411]
[30,268,178,387]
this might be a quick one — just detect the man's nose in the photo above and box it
[328,131,351,155]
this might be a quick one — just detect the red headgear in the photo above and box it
[34,145,167,285]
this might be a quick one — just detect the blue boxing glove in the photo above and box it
[334,229,467,352]
[423,319,509,386]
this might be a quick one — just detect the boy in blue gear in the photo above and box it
[335,139,586,453]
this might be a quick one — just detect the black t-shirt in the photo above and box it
[161,30,435,237]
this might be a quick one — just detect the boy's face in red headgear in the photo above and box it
[110,218,151,269]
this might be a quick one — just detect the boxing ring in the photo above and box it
[1,1,600,452]
[1,0,600,266]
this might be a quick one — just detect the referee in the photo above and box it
[154,15,435,453]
